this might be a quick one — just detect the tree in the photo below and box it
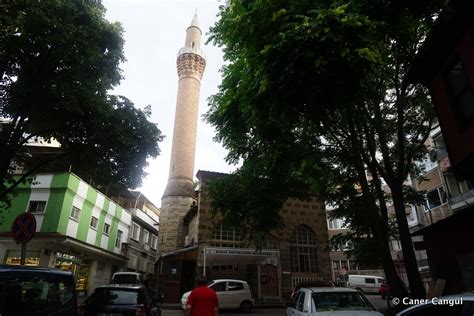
[0,1,163,206]
[206,0,445,298]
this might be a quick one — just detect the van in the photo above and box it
[112,272,143,285]
[0,265,77,316]
[346,274,384,293]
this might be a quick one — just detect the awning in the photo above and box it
[160,245,198,261]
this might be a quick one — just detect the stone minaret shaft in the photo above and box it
[159,14,206,256]
[163,13,206,198]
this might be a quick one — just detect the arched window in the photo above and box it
[290,225,319,273]
[262,235,279,249]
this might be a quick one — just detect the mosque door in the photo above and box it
[261,264,279,297]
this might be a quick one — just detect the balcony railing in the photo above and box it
[449,188,474,211]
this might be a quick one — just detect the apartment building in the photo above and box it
[0,172,131,295]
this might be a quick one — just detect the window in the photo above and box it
[210,282,226,292]
[131,223,140,241]
[295,292,306,312]
[115,230,122,248]
[262,235,278,249]
[228,282,244,291]
[365,278,376,284]
[416,154,437,173]
[70,206,81,221]
[327,218,346,229]
[290,225,319,273]
[445,58,474,124]
[423,186,447,211]
[128,254,137,269]
[143,230,149,245]
[90,288,145,305]
[90,216,98,229]
[389,239,402,251]
[151,235,158,250]
[28,201,46,213]
[0,272,76,314]
[103,223,110,235]
[211,224,241,248]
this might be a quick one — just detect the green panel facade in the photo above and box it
[76,184,98,242]
[0,184,31,231]
[56,174,80,234]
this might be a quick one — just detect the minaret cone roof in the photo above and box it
[190,12,200,30]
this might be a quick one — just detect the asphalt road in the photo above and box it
[162,308,287,316]
[161,294,392,316]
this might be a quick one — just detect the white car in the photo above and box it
[395,293,474,315]
[287,287,383,316]
[181,279,254,312]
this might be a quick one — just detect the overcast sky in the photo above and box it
[103,0,237,207]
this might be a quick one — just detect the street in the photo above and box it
[162,309,287,316]
[162,296,391,316]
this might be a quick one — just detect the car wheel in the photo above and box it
[240,300,253,313]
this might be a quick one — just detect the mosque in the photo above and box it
[156,13,331,304]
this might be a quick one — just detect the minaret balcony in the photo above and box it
[177,47,206,60]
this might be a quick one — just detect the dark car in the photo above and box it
[0,264,77,316]
[379,282,390,299]
[78,284,160,316]
[290,280,334,304]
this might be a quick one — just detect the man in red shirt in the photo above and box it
[185,275,219,316]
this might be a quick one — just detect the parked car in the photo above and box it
[287,287,383,316]
[78,284,160,316]
[0,264,77,316]
[378,282,390,299]
[395,293,474,316]
[111,271,143,285]
[290,280,334,304]
[181,279,254,313]
[346,275,385,293]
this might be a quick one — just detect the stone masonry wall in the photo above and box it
[157,195,196,257]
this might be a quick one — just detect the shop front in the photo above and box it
[4,250,41,266]
[200,246,281,302]
[54,252,92,295]
[0,233,127,295]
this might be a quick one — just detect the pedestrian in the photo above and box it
[185,275,218,316]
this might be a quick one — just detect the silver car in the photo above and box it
[287,287,383,316]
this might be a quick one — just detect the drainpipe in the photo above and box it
[203,247,207,276]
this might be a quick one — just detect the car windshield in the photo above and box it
[113,274,139,284]
[0,274,75,315]
[312,291,374,312]
[90,288,145,305]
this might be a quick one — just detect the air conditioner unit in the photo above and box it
[185,235,191,247]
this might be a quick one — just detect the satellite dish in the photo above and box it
[429,149,438,162]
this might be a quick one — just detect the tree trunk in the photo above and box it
[391,185,426,298]
[376,229,409,299]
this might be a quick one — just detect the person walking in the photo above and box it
[185,275,218,316]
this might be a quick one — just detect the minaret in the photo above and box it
[159,13,206,255]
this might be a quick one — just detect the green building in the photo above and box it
[0,172,131,295]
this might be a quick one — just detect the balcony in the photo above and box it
[449,188,474,212]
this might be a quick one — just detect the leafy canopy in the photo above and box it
[0,0,163,205]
